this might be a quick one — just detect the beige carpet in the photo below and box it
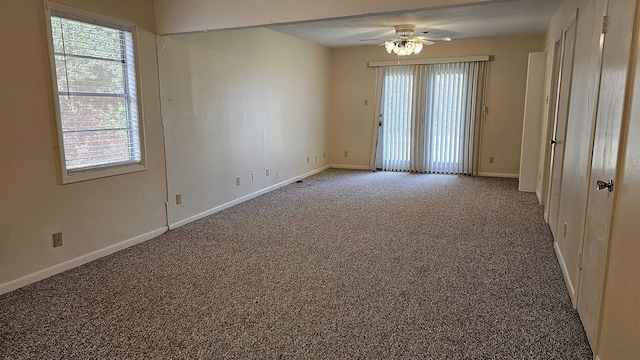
[0,169,591,359]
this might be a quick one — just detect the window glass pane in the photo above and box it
[63,130,136,170]
[51,17,122,60]
[55,56,125,94]
[59,96,127,131]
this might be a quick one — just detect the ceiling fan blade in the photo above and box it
[414,36,452,42]
[413,39,435,45]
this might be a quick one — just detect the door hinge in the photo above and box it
[602,15,609,34]
[578,252,584,269]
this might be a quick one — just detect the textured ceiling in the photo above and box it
[267,0,561,47]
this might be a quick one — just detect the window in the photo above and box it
[44,2,145,183]
[377,61,486,175]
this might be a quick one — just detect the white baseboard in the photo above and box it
[536,190,542,205]
[478,172,519,178]
[169,165,331,229]
[0,227,168,296]
[554,241,576,307]
[330,164,371,170]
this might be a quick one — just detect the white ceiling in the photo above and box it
[267,0,562,48]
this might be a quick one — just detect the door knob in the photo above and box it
[596,179,614,192]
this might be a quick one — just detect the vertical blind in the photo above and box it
[377,61,486,175]
[49,10,141,173]
[380,66,414,171]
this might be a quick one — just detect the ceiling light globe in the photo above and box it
[385,41,395,54]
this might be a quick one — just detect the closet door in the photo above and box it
[547,15,577,239]
[577,0,637,349]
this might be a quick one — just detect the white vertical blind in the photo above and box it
[380,66,414,171]
[378,61,486,175]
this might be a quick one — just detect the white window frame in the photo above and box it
[43,1,147,184]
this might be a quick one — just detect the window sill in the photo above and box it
[62,163,146,184]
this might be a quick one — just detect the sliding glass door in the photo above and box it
[377,61,486,175]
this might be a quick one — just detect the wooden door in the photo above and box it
[548,16,578,238]
[577,0,637,349]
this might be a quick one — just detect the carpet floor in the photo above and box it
[0,169,592,359]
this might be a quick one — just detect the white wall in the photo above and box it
[329,36,544,175]
[0,0,167,292]
[154,0,496,35]
[157,29,331,227]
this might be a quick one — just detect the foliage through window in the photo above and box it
[46,3,144,182]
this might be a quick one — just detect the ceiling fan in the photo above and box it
[361,24,452,56]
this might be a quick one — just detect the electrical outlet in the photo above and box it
[53,232,62,247]
[175,193,182,204]
[306,156,310,163]
[252,172,256,181]
[364,99,369,106]
[489,156,495,164]
[324,152,326,159]
[236,177,241,186]
[344,151,349,157]
[266,168,270,176]
[564,223,568,238]
[315,155,318,163]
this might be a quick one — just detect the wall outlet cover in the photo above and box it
[53,232,62,247]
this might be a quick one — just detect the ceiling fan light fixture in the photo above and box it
[385,39,423,56]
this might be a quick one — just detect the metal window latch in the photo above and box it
[596,179,614,192]
[550,139,560,145]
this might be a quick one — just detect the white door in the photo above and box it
[540,40,562,210]
[554,0,609,305]
[547,17,578,238]
[577,0,637,349]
